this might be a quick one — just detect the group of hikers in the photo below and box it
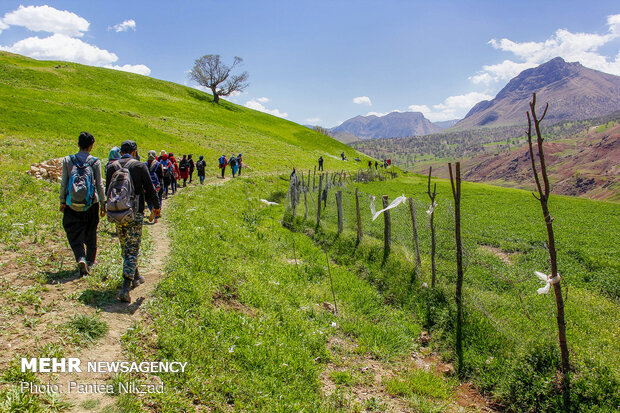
[368,158,391,169]
[217,153,244,178]
[59,132,245,303]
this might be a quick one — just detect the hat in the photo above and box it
[160,150,167,156]
[120,140,137,153]
[199,155,203,160]
[108,146,121,161]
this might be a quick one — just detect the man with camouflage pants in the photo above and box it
[106,140,160,302]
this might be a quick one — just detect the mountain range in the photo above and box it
[329,111,442,140]
[454,57,620,130]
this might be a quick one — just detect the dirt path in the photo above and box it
[63,214,170,412]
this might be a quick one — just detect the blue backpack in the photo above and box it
[66,155,97,211]
[147,161,160,189]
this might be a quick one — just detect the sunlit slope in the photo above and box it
[0,51,365,172]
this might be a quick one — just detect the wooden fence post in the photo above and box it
[304,186,309,220]
[383,195,391,255]
[313,166,316,191]
[427,167,437,287]
[449,162,464,376]
[308,170,311,190]
[336,191,343,234]
[408,197,421,266]
[316,173,323,226]
[355,188,363,242]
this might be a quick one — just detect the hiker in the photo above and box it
[229,154,238,178]
[387,158,391,166]
[196,155,207,184]
[290,167,296,179]
[218,154,227,178]
[160,153,173,198]
[188,154,195,184]
[60,132,106,276]
[237,153,243,176]
[368,160,372,169]
[106,147,121,173]
[375,160,378,170]
[318,156,324,171]
[169,153,180,194]
[146,150,163,222]
[106,140,160,303]
[340,152,346,161]
[179,154,189,187]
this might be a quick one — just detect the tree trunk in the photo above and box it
[211,87,219,104]
[356,188,363,242]
[450,162,464,376]
[383,195,391,256]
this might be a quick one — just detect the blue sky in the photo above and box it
[1,1,619,127]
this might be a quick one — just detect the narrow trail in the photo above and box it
[65,213,171,412]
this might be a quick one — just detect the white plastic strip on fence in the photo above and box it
[534,271,561,294]
[369,194,408,221]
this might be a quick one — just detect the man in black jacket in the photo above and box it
[106,140,160,302]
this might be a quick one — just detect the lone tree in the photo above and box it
[188,55,249,104]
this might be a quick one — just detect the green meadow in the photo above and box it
[0,52,618,412]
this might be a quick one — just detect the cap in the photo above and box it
[121,140,137,153]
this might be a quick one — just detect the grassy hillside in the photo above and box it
[0,51,366,173]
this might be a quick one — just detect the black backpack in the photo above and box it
[179,159,188,172]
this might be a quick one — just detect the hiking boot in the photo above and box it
[148,210,155,222]
[132,274,145,289]
[118,278,132,302]
[78,258,89,276]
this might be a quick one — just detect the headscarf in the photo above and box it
[148,150,157,162]
[160,150,167,156]
[161,153,168,161]
[108,147,121,161]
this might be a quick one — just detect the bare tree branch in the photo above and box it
[188,54,249,104]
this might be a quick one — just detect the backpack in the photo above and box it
[106,159,140,224]
[147,161,160,189]
[66,155,97,211]
[219,156,227,166]
[179,159,188,172]
[161,160,172,179]
[229,157,237,167]
[196,160,206,174]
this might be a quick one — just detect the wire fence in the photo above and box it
[282,170,566,345]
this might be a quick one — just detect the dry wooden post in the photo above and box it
[336,190,343,234]
[313,166,317,191]
[526,93,571,410]
[355,188,363,241]
[303,185,309,220]
[427,167,437,287]
[449,162,464,376]
[408,197,421,266]
[383,195,391,255]
[316,173,323,226]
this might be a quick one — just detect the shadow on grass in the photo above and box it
[186,89,241,112]
[42,269,80,284]
[78,289,145,315]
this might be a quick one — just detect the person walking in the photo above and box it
[179,155,189,187]
[106,140,160,303]
[374,160,378,170]
[318,156,324,171]
[60,132,106,276]
[340,152,346,161]
[105,147,121,173]
[146,150,163,222]
[169,153,180,194]
[218,154,228,179]
[368,160,372,169]
[188,154,195,184]
[229,154,238,178]
[237,153,243,176]
[196,155,206,184]
[159,153,173,198]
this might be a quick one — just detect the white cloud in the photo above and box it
[245,99,288,118]
[110,19,136,33]
[0,34,118,66]
[0,19,8,34]
[407,104,430,113]
[305,117,322,124]
[472,13,620,83]
[2,5,89,37]
[256,97,269,103]
[408,92,493,122]
[104,64,151,76]
[353,96,372,106]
